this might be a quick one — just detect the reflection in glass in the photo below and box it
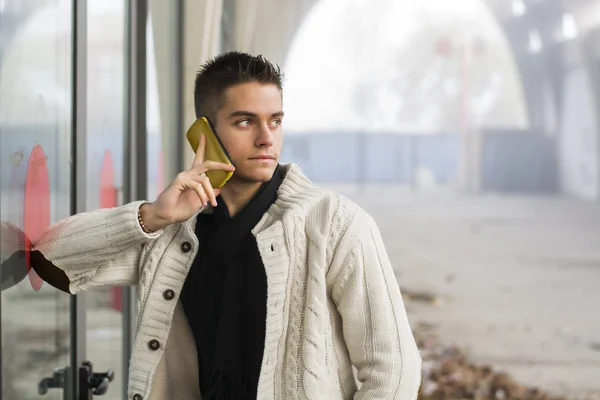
[148,0,182,201]
[85,1,127,399]
[0,0,73,399]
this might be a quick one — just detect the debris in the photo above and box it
[402,288,443,305]
[414,327,568,400]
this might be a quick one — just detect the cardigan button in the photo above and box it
[163,289,175,301]
[148,339,160,351]
[133,395,142,400]
[180,241,192,253]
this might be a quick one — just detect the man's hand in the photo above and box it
[141,134,235,231]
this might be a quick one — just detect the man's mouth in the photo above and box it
[250,155,276,160]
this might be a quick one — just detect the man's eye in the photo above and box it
[270,119,282,128]
[237,120,251,127]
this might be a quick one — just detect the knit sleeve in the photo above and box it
[331,213,422,399]
[32,201,163,294]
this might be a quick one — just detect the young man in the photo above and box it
[31,52,422,399]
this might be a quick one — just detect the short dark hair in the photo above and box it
[193,51,284,122]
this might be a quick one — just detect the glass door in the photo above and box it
[0,0,76,399]
[0,0,120,398]
[84,1,129,399]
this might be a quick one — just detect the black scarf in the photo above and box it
[181,165,284,399]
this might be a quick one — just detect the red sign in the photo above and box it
[435,37,454,57]
[24,144,50,291]
[100,150,116,208]
[99,149,123,311]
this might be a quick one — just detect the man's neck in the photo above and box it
[219,180,264,217]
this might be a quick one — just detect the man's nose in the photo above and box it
[256,123,274,146]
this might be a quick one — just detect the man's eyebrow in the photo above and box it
[229,110,285,118]
[229,111,257,118]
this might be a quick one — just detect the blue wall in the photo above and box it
[281,132,461,185]
[281,130,559,193]
[481,129,558,193]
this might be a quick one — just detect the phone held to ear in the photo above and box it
[186,117,234,189]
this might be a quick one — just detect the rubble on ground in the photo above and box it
[414,323,569,400]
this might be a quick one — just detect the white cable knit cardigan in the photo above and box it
[33,163,422,400]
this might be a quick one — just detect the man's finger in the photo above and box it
[186,179,208,206]
[190,160,235,175]
[199,177,218,207]
[191,134,206,167]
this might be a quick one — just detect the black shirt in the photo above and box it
[180,166,284,399]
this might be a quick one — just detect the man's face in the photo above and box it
[213,81,284,184]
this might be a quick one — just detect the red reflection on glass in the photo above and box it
[100,150,122,311]
[100,150,116,208]
[24,144,50,291]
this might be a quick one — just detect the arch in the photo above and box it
[280,0,528,132]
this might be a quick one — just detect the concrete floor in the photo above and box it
[2,187,599,399]
[331,185,600,398]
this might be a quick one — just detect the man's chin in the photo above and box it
[231,167,277,184]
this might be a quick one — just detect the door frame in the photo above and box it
[71,0,88,398]
[122,0,148,398]
[70,1,148,398]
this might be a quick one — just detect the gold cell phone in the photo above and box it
[186,117,234,188]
